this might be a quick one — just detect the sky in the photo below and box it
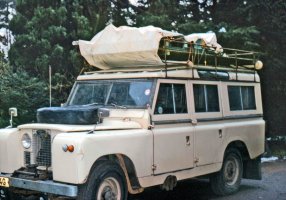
[129,0,138,5]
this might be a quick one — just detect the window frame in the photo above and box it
[228,85,256,111]
[152,79,191,121]
[190,81,223,119]
[66,79,155,108]
[222,82,262,117]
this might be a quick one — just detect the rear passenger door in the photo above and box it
[190,81,224,166]
[151,79,194,174]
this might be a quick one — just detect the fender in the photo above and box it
[52,129,153,184]
[0,128,22,173]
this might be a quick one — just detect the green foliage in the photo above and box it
[9,0,136,79]
[136,0,178,30]
[2,0,286,137]
[3,0,137,125]
[216,25,260,50]
[0,64,48,128]
[9,1,81,78]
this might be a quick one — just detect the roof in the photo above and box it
[77,65,260,82]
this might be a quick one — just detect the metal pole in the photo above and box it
[49,65,52,107]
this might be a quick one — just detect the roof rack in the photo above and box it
[159,38,261,66]
[82,37,262,82]
[155,37,262,81]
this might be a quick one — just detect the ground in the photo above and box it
[129,160,286,200]
[15,160,286,200]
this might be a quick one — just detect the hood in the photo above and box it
[18,118,142,133]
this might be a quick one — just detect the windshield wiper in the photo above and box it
[83,102,99,106]
[110,103,127,109]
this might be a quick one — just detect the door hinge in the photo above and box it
[152,164,157,171]
[194,157,199,163]
[148,124,154,130]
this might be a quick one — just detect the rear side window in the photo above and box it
[193,84,220,112]
[228,86,256,111]
[155,83,187,114]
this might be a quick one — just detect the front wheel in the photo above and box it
[77,160,127,200]
[210,148,243,196]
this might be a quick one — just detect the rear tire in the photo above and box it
[210,148,243,196]
[77,160,127,200]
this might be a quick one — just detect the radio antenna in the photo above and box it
[49,65,52,107]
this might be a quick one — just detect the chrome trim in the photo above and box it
[153,119,192,125]
[197,114,263,122]
[0,174,77,197]
[152,114,263,125]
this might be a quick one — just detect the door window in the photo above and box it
[193,84,219,112]
[155,83,187,114]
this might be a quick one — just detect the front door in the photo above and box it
[151,80,194,175]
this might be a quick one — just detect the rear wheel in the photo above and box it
[210,148,243,196]
[77,160,127,200]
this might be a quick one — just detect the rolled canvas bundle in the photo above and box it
[77,24,223,69]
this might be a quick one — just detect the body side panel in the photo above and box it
[52,129,153,184]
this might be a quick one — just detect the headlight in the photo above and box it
[21,133,31,149]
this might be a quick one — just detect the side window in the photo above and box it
[228,86,256,111]
[193,84,219,112]
[155,83,187,114]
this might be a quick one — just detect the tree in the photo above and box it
[209,0,286,136]
[9,0,136,78]
[0,62,48,127]
[5,0,286,137]
[9,0,82,78]
[0,0,15,58]
[4,0,137,125]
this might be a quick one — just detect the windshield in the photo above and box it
[68,79,154,108]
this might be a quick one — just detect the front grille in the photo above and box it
[27,130,52,167]
[24,151,31,166]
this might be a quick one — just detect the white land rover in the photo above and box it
[0,25,265,200]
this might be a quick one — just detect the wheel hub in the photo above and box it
[97,177,121,200]
[103,187,116,200]
[224,158,239,185]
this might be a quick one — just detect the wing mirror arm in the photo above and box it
[98,108,110,123]
[7,107,17,128]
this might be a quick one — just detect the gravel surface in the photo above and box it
[15,160,286,200]
[129,160,286,200]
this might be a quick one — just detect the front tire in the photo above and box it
[77,160,127,200]
[210,148,243,196]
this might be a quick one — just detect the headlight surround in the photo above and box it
[21,133,31,149]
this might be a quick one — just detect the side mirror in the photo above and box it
[9,107,18,117]
[98,108,110,123]
[8,107,17,128]
[98,108,110,118]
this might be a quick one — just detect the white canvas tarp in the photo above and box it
[77,24,222,69]
[184,33,223,53]
[78,24,181,69]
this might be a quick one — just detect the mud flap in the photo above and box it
[243,156,262,180]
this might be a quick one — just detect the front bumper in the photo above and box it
[0,173,78,197]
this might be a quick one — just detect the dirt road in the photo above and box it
[129,160,286,200]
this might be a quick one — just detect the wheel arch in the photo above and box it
[87,153,144,194]
[223,140,262,180]
[224,140,250,161]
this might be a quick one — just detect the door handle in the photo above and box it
[218,129,222,138]
[186,136,191,146]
